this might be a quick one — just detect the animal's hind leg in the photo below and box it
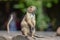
[21,21,29,37]
[22,27,28,36]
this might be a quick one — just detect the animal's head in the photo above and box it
[27,6,36,13]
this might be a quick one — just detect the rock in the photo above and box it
[0,36,7,40]
[56,27,60,36]
[27,36,35,40]
[12,35,29,40]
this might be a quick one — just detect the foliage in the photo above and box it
[13,0,59,31]
[43,0,59,8]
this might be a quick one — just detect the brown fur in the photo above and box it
[21,6,36,38]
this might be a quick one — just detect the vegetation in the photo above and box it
[14,0,59,31]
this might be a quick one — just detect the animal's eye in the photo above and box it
[30,7,32,8]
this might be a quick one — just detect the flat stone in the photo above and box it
[12,35,29,40]
[0,36,7,40]
[0,31,60,40]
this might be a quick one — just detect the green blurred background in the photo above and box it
[0,0,60,31]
